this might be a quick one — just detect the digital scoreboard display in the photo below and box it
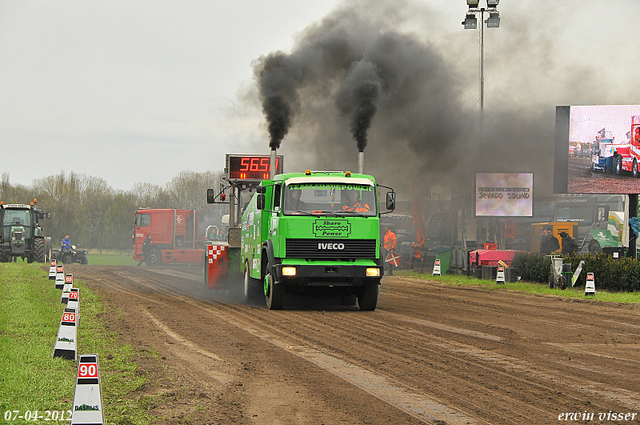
[226,154,284,181]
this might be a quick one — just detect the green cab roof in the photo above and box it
[269,170,377,185]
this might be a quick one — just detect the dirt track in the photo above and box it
[67,265,640,425]
[567,156,640,193]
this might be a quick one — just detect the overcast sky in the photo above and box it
[1,0,638,192]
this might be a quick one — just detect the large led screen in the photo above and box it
[475,173,533,217]
[555,104,640,194]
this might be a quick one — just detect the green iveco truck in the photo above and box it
[240,169,395,311]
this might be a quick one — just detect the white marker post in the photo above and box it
[67,288,79,325]
[55,265,65,289]
[432,259,441,276]
[48,260,57,280]
[61,274,74,304]
[52,308,77,361]
[572,260,585,287]
[496,265,506,284]
[71,354,105,425]
[585,272,596,296]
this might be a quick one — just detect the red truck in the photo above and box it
[133,209,203,265]
[609,115,640,176]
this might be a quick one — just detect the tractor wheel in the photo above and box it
[80,256,88,265]
[63,255,73,265]
[33,238,45,263]
[589,240,602,253]
[147,248,162,266]
[264,260,284,310]
[358,282,379,311]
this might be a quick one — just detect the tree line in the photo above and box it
[0,171,227,251]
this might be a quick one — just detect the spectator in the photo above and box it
[559,231,579,256]
[540,225,560,254]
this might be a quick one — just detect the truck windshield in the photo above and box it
[555,206,593,224]
[283,182,377,216]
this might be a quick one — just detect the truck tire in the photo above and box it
[634,160,639,178]
[147,248,162,266]
[33,238,45,263]
[589,240,602,253]
[358,282,379,311]
[264,260,284,310]
[616,157,623,175]
[243,262,261,303]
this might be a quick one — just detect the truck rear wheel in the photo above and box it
[358,282,379,311]
[616,157,623,175]
[264,260,284,310]
[243,262,261,302]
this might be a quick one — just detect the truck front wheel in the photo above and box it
[264,260,284,310]
[147,248,162,266]
[358,282,379,311]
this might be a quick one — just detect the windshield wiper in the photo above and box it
[313,210,340,217]
[339,211,369,217]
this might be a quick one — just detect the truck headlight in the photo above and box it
[282,266,297,276]
[366,267,381,277]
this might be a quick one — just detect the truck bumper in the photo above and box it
[275,264,381,287]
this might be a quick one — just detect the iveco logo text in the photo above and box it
[318,243,345,250]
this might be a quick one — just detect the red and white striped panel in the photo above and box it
[207,245,226,263]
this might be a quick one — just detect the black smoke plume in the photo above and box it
[336,60,382,152]
[254,52,303,150]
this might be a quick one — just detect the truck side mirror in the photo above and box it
[46,212,51,219]
[257,186,266,194]
[386,192,396,211]
[257,194,265,210]
[206,189,215,204]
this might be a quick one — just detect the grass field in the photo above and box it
[85,250,138,266]
[397,270,640,304]
[0,263,153,424]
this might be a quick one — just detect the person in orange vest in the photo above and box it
[383,225,397,275]
[342,190,370,212]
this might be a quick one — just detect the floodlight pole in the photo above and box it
[479,7,485,125]
[464,2,499,134]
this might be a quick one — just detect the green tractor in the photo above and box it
[0,199,52,263]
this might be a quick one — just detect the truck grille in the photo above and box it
[286,239,376,259]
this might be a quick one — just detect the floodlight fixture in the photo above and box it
[485,11,500,28]
[466,0,480,6]
[462,14,477,30]
[486,0,499,7]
